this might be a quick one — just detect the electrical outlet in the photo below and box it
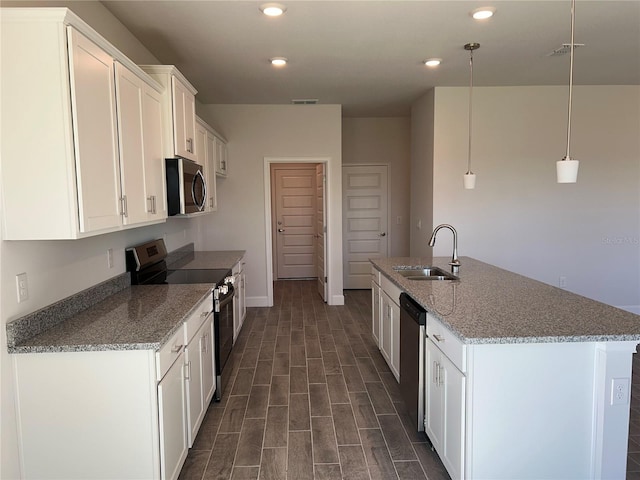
[16,273,28,303]
[611,378,629,406]
[559,276,567,288]
[107,248,114,269]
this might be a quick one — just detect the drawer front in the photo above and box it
[371,265,381,285]
[185,293,213,343]
[380,274,402,305]
[157,326,186,381]
[426,314,466,373]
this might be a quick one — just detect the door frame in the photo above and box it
[264,157,330,306]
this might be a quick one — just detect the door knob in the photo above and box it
[379,232,386,237]
[278,228,285,232]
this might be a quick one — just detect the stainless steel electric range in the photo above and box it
[126,239,234,401]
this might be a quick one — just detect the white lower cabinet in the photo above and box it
[233,257,247,342]
[158,349,188,480]
[11,294,215,480]
[376,271,401,381]
[185,314,215,446]
[371,270,381,345]
[425,336,465,480]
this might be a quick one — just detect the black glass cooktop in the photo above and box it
[143,268,231,286]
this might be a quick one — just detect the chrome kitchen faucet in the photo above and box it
[428,224,460,273]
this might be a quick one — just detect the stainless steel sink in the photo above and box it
[393,266,458,281]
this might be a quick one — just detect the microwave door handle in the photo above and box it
[193,170,206,211]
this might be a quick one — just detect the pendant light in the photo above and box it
[463,42,480,189]
[557,0,580,183]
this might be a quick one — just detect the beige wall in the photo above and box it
[410,90,435,258]
[420,85,640,312]
[0,3,169,478]
[196,104,344,305]
[342,117,410,257]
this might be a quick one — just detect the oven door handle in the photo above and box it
[215,290,235,312]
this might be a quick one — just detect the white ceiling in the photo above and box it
[101,0,640,117]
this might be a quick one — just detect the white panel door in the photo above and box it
[342,165,389,289]
[273,166,317,279]
[316,163,327,301]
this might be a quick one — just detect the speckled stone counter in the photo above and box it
[9,284,213,354]
[371,256,640,345]
[168,250,245,270]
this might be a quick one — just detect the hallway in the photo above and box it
[177,280,450,479]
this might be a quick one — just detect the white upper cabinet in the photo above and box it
[215,136,229,177]
[196,116,219,213]
[115,62,167,224]
[0,9,165,240]
[140,65,198,162]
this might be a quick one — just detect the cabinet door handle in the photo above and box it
[171,344,184,354]
[185,360,191,380]
[379,232,386,237]
[433,334,444,343]
[186,137,194,153]
[121,196,128,217]
[438,364,444,386]
[152,195,157,214]
[433,361,438,385]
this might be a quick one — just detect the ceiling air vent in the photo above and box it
[291,99,319,105]
[547,43,585,56]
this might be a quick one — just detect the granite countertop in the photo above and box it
[10,284,213,354]
[7,248,246,354]
[371,256,640,345]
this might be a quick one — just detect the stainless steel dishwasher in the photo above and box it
[399,293,427,432]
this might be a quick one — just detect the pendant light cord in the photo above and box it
[467,48,474,174]
[565,0,576,160]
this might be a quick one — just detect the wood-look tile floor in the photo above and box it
[179,280,640,479]
[178,280,450,480]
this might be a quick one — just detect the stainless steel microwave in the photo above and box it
[166,158,207,215]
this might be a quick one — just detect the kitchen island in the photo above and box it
[371,256,640,480]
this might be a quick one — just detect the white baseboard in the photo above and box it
[330,294,345,306]
[246,296,269,308]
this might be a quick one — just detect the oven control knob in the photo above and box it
[219,285,229,295]
[224,276,235,285]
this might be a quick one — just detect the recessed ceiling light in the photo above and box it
[260,3,286,17]
[270,57,288,66]
[424,58,442,67]
[471,7,496,20]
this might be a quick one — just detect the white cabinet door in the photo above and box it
[157,353,188,480]
[425,338,465,480]
[390,297,400,380]
[233,259,246,342]
[380,291,393,367]
[215,136,228,176]
[142,85,167,220]
[371,280,381,345]
[172,77,196,161]
[67,27,122,233]
[185,332,204,447]
[205,131,218,211]
[115,62,148,225]
[201,316,216,406]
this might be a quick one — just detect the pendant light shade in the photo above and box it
[463,43,480,189]
[557,0,580,183]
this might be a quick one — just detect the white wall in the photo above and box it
[342,117,411,257]
[196,104,343,306]
[0,3,174,478]
[410,90,436,258]
[422,85,640,312]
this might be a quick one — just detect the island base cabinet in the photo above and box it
[425,338,465,480]
[12,350,161,479]
[460,341,636,479]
